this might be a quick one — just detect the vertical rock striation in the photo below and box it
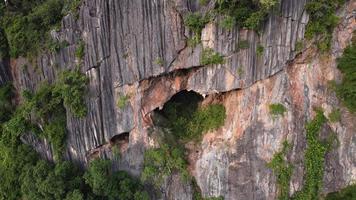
[5,0,356,199]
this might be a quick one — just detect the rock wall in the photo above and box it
[7,0,356,199]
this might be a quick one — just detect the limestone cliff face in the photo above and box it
[3,0,356,199]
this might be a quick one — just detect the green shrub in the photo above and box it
[291,109,332,200]
[220,15,235,29]
[184,13,210,36]
[295,40,304,52]
[184,12,210,46]
[269,103,287,117]
[256,44,264,56]
[325,184,356,200]
[335,42,356,112]
[143,96,226,192]
[268,141,293,200]
[215,0,278,30]
[62,0,82,15]
[85,158,149,200]
[164,100,226,142]
[47,39,69,53]
[117,95,130,109]
[237,40,249,50]
[2,70,88,157]
[187,35,201,47]
[201,48,224,65]
[55,70,88,117]
[328,108,341,123]
[305,0,345,51]
[237,67,245,77]
[187,104,226,140]
[0,27,9,59]
[199,0,210,6]
[0,84,14,122]
[1,0,64,58]
[75,40,85,60]
[141,144,189,188]
[154,57,164,66]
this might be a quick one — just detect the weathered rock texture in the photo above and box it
[6,0,356,199]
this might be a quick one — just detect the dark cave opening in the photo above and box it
[110,132,130,145]
[153,90,204,139]
[156,90,203,120]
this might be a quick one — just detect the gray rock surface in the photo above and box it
[5,0,356,199]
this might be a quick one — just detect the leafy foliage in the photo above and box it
[0,84,14,122]
[201,48,225,65]
[2,70,88,158]
[295,40,304,52]
[256,44,264,56]
[305,0,345,51]
[75,40,85,60]
[184,12,210,36]
[0,0,82,58]
[269,103,287,117]
[0,0,64,58]
[141,144,189,188]
[220,15,235,29]
[0,27,9,59]
[328,108,341,123]
[142,91,226,195]
[117,95,130,109]
[163,99,226,141]
[55,70,89,118]
[237,40,249,50]
[184,12,210,46]
[335,42,356,112]
[325,184,356,200]
[268,141,293,200]
[154,57,164,66]
[85,158,149,200]
[291,109,332,200]
[215,0,279,30]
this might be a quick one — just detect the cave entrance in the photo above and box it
[154,90,204,138]
[110,132,130,145]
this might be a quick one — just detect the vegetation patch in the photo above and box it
[184,12,210,46]
[0,0,83,58]
[163,98,226,142]
[84,158,149,200]
[0,82,150,200]
[154,57,164,66]
[257,44,264,56]
[142,91,226,196]
[328,108,341,123]
[47,39,69,53]
[117,94,130,109]
[325,184,356,200]
[2,70,88,158]
[75,40,85,60]
[215,0,279,30]
[201,48,224,65]
[237,40,249,50]
[295,40,304,53]
[269,103,287,118]
[334,41,356,112]
[220,15,235,29]
[268,141,293,200]
[291,109,333,199]
[141,143,189,188]
[305,0,345,51]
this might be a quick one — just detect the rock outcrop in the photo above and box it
[6,0,356,199]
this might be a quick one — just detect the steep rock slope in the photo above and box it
[5,0,356,199]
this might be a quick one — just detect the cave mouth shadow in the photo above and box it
[110,132,130,145]
[153,90,204,133]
